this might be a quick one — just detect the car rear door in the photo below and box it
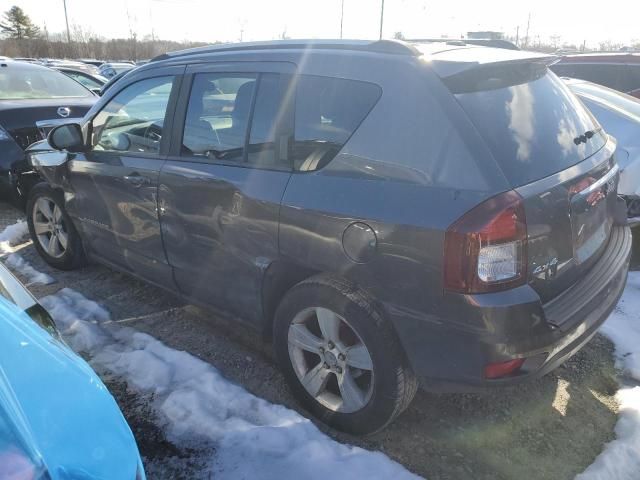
[158,62,295,324]
[63,66,184,288]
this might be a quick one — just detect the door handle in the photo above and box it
[123,174,152,187]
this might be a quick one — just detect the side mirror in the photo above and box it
[90,87,102,96]
[48,123,86,152]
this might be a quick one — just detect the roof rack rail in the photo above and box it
[151,39,420,62]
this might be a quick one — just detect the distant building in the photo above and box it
[467,31,504,40]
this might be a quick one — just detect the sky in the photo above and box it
[1,0,639,48]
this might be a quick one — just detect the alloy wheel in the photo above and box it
[287,307,374,414]
[32,197,68,259]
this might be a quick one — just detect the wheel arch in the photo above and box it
[261,259,319,340]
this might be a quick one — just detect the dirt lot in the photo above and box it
[0,203,630,480]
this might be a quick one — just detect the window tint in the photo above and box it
[452,67,605,187]
[292,76,381,171]
[92,76,174,155]
[182,73,256,163]
[247,73,290,168]
[555,63,624,91]
[620,65,640,92]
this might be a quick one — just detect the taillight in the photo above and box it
[444,190,527,293]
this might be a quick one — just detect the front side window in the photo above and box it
[91,76,175,155]
[182,73,257,163]
[292,76,381,171]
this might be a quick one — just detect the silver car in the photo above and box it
[565,78,640,221]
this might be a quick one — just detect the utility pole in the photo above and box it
[62,0,71,43]
[340,0,344,39]
[515,26,519,47]
[524,12,531,49]
[379,0,385,40]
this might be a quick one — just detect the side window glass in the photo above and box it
[292,76,381,171]
[91,76,174,155]
[247,73,289,168]
[620,65,640,92]
[182,73,256,163]
[576,64,621,90]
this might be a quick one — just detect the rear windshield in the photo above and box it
[448,63,606,187]
[0,67,92,100]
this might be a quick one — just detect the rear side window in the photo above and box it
[620,65,640,92]
[449,64,606,187]
[292,76,381,171]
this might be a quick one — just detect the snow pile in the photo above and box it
[577,271,640,479]
[4,253,54,285]
[0,221,29,252]
[0,222,54,285]
[40,288,420,480]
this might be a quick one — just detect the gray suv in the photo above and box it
[26,40,631,434]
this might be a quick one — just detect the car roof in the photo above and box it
[148,39,553,80]
[152,39,422,62]
[0,59,60,72]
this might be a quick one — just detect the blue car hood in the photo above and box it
[0,297,142,479]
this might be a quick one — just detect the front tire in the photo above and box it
[26,183,86,270]
[273,275,417,435]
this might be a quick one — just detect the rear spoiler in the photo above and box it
[426,48,559,79]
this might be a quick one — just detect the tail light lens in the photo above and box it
[444,190,527,293]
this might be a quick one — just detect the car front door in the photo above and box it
[64,67,183,288]
[158,62,295,324]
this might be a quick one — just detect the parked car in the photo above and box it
[0,262,145,479]
[99,67,135,95]
[0,60,96,206]
[52,66,108,93]
[98,62,134,79]
[42,59,99,76]
[564,78,640,221]
[26,40,631,434]
[551,53,640,98]
[78,59,104,68]
[409,37,520,50]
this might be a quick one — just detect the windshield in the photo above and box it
[0,67,92,100]
[449,65,606,187]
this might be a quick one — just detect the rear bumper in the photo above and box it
[389,225,631,392]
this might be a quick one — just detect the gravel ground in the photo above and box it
[0,202,631,480]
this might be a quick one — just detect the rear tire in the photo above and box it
[273,275,417,435]
[26,183,86,270]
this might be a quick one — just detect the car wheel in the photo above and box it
[26,183,86,270]
[274,275,417,435]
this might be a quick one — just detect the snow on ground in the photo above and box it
[0,220,28,251]
[4,253,55,285]
[40,288,420,480]
[577,271,640,480]
[0,222,54,285]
